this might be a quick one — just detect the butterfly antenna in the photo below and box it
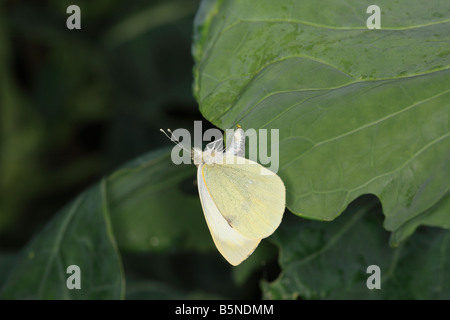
[160,128,191,153]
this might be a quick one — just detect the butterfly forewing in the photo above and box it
[197,164,260,266]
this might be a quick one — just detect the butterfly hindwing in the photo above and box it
[201,155,285,240]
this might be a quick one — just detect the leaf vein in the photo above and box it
[282,89,450,171]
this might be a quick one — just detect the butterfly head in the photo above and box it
[160,128,225,167]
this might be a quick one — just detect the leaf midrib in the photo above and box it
[204,53,449,123]
[219,18,450,34]
[37,193,85,297]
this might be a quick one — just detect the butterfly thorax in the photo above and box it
[192,147,226,167]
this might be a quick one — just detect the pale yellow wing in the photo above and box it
[202,155,285,240]
[197,164,260,266]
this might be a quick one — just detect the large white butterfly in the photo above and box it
[162,126,285,266]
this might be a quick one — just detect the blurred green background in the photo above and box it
[1,0,276,298]
[0,0,199,247]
